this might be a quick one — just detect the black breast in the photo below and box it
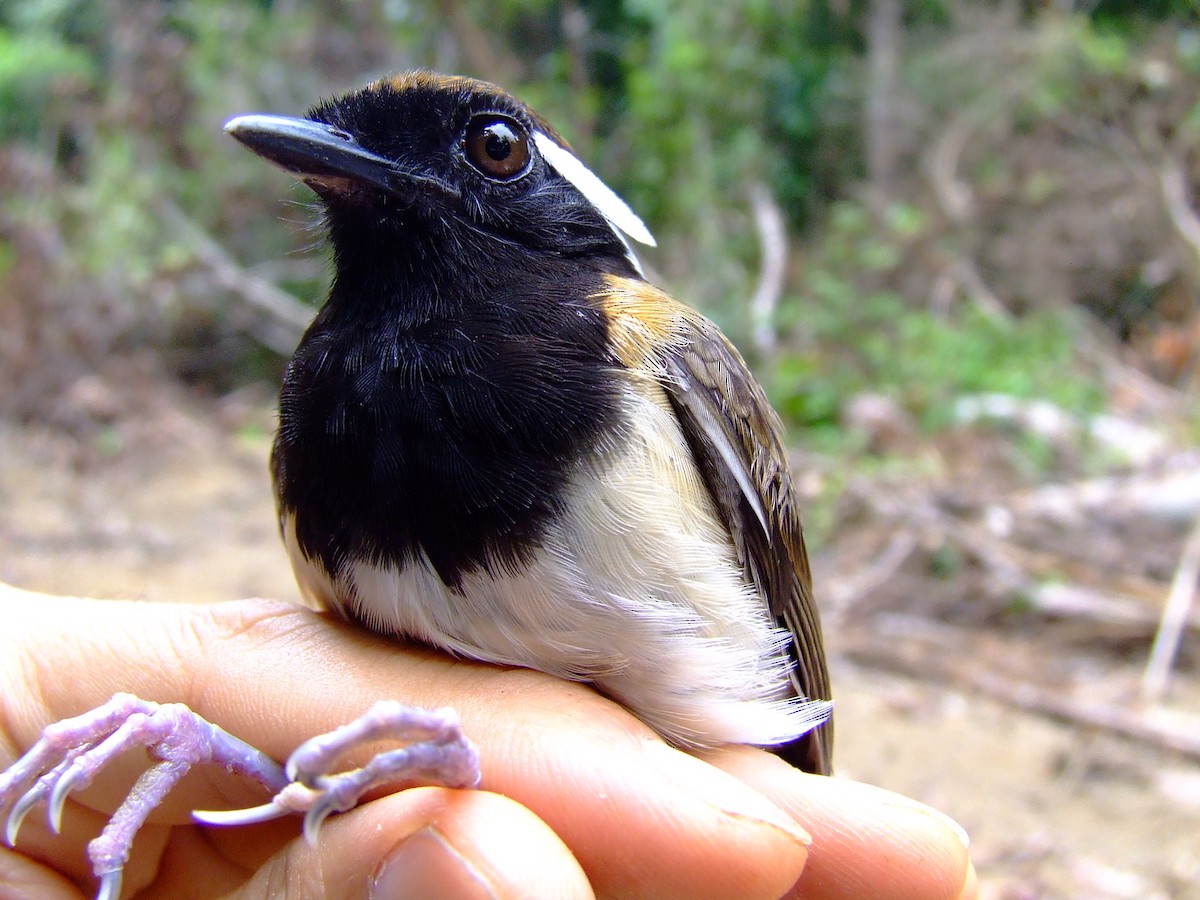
[273,268,620,590]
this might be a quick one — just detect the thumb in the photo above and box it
[0,848,85,900]
[232,787,594,900]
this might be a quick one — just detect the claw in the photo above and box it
[0,694,291,900]
[96,870,123,900]
[48,765,84,833]
[199,701,481,848]
[192,801,288,827]
[6,785,42,845]
[302,803,334,847]
[1,694,481,900]
[279,701,481,847]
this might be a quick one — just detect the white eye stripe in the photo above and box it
[533,132,656,249]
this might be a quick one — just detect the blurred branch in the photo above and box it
[927,117,975,223]
[155,200,311,354]
[923,115,1003,320]
[931,257,1009,321]
[954,394,1167,466]
[434,0,519,85]
[1161,156,1200,262]
[560,0,595,149]
[847,631,1200,761]
[1027,581,1200,634]
[1141,512,1200,704]
[835,447,1199,643]
[865,0,903,200]
[248,258,325,284]
[1017,462,1200,527]
[824,530,919,626]
[1074,318,1185,418]
[749,182,786,358]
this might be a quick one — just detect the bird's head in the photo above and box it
[225,72,655,282]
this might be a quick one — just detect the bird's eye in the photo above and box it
[463,115,531,180]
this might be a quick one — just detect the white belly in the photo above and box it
[284,384,828,748]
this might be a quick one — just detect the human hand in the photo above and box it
[0,585,974,899]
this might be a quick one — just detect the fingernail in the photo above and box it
[372,826,498,900]
[887,798,971,850]
[643,741,811,845]
[958,860,979,900]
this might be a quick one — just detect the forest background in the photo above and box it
[2,1,1199,896]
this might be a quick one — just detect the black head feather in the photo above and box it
[230,73,639,587]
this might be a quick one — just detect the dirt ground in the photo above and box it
[1,403,1198,899]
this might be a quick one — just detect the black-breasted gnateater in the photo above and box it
[0,72,832,900]
[237,71,832,771]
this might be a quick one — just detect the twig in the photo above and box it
[846,635,1200,760]
[927,117,975,223]
[953,393,1166,465]
[1161,156,1200,261]
[1016,465,1200,528]
[1027,581,1200,634]
[1074,318,1183,418]
[1141,512,1200,703]
[931,257,1009,321]
[971,668,1200,761]
[865,0,903,198]
[748,182,786,359]
[154,199,312,354]
[824,529,920,622]
[950,258,1009,320]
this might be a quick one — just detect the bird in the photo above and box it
[226,71,833,774]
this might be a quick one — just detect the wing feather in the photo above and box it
[661,316,833,774]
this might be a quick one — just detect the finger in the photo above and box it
[0,788,173,898]
[192,603,814,899]
[2,595,812,899]
[0,845,86,900]
[193,788,592,900]
[703,746,974,900]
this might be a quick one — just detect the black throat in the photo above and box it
[273,223,625,591]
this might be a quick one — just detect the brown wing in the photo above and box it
[662,316,833,775]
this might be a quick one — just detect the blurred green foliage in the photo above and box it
[769,200,1104,450]
[0,27,90,140]
[0,0,1195,450]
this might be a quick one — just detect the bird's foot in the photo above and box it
[193,700,481,843]
[0,693,289,900]
[1,694,480,900]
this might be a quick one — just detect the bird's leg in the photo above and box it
[1,694,480,900]
[194,701,480,844]
[0,693,289,900]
